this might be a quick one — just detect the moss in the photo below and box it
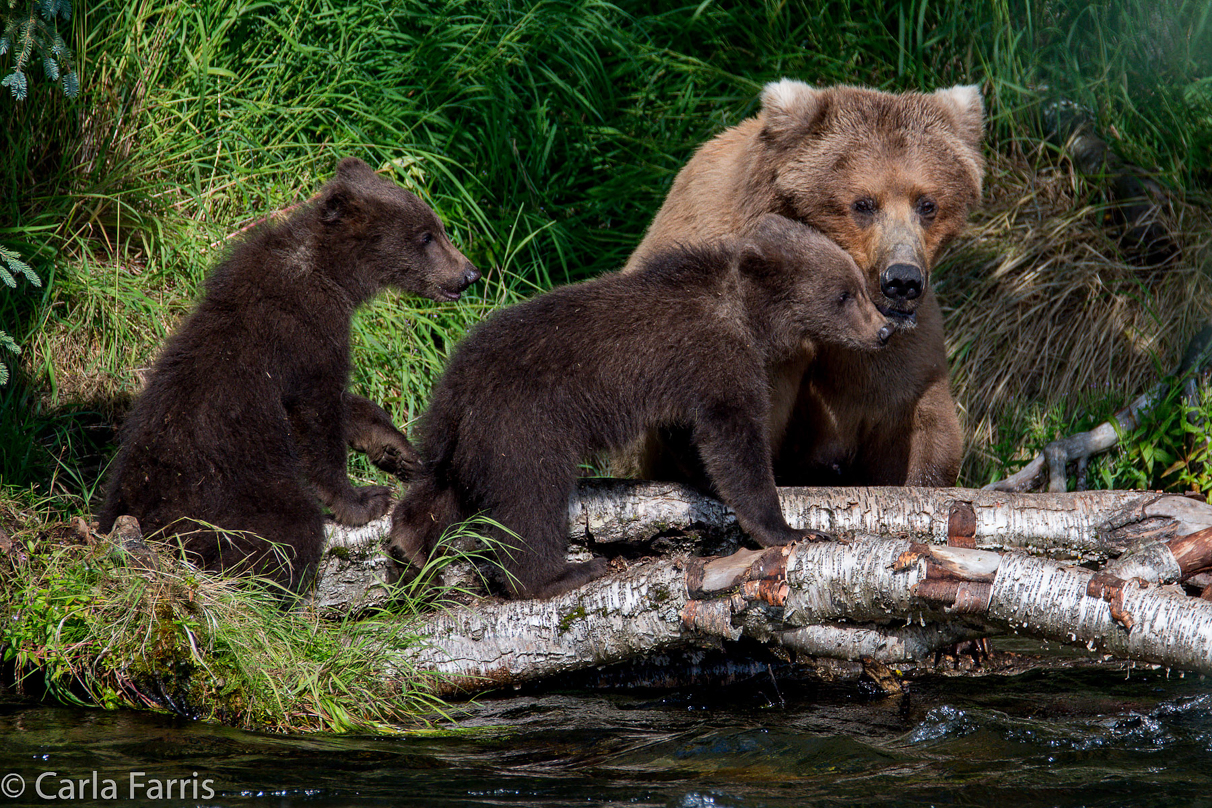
[557,604,588,634]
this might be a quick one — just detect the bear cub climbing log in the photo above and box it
[99,157,479,594]
[388,215,893,600]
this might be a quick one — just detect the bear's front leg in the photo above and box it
[693,403,815,548]
[903,373,962,487]
[289,390,395,525]
[344,392,421,480]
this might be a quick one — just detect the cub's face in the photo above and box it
[759,82,984,330]
[747,214,892,353]
[323,157,480,302]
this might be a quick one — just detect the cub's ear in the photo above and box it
[931,84,984,154]
[751,212,802,243]
[760,79,824,145]
[336,157,377,181]
[320,187,361,225]
[734,239,775,280]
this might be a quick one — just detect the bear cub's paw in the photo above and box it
[366,439,423,481]
[328,484,395,526]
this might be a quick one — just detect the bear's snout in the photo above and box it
[880,262,923,302]
[458,263,481,291]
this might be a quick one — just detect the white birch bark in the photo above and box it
[776,623,989,663]
[393,534,1212,694]
[315,485,1212,620]
[390,558,690,694]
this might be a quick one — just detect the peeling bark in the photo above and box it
[392,557,691,694]
[394,529,1212,696]
[302,485,1212,696]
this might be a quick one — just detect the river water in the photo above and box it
[2,657,1211,807]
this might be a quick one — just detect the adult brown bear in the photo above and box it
[98,157,479,594]
[621,81,985,487]
[388,216,892,599]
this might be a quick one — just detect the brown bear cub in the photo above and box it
[621,81,985,488]
[98,157,479,594]
[387,215,892,600]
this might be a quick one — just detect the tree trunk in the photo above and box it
[305,483,1212,695]
[315,482,1212,615]
[391,530,1212,697]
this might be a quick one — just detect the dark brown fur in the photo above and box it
[97,157,479,593]
[388,216,891,599]
[622,82,985,487]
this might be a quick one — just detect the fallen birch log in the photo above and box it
[316,482,1212,614]
[394,532,1212,696]
[987,323,1212,493]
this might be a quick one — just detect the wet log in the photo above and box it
[317,483,1212,615]
[97,485,1212,695]
[389,526,1212,696]
[310,485,1212,696]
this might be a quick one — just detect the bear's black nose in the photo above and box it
[880,263,923,302]
[460,264,481,290]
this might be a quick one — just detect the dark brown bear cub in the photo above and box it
[388,215,892,600]
[98,157,479,594]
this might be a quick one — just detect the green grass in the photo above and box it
[0,492,458,733]
[0,0,1210,726]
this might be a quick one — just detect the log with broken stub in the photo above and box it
[315,483,1212,614]
[391,533,1212,696]
[573,483,1212,560]
[393,556,692,694]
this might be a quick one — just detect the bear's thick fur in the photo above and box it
[622,81,985,487]
[388,215,892,599]
[98,157,480,593]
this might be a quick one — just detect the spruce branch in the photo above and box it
[0,1,75,98]
[0,245,39,288]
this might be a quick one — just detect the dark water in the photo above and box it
[3,660,1212,807]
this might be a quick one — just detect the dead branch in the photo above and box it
[987,323,1212,493]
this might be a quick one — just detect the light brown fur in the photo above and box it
[623,82,985,486]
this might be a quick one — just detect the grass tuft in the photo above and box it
[0,494,449,733]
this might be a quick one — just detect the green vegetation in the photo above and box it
[0,493,454,733]
[0,0,1210,728]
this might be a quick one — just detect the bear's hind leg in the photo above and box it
[528,558,609,599]
[486,491,608,600]
[182,482,327,596]
[386,476,461,570]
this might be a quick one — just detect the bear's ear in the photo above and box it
[320,187,361,225]
[760,79,824,145]
[734,240,775,280]
[336,157,377,182]
[931,84,984,154]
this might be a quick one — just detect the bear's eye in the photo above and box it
[837,291,852,306]
[915,197,937,218]
[852,198,877,216]
[420,232,434,245]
